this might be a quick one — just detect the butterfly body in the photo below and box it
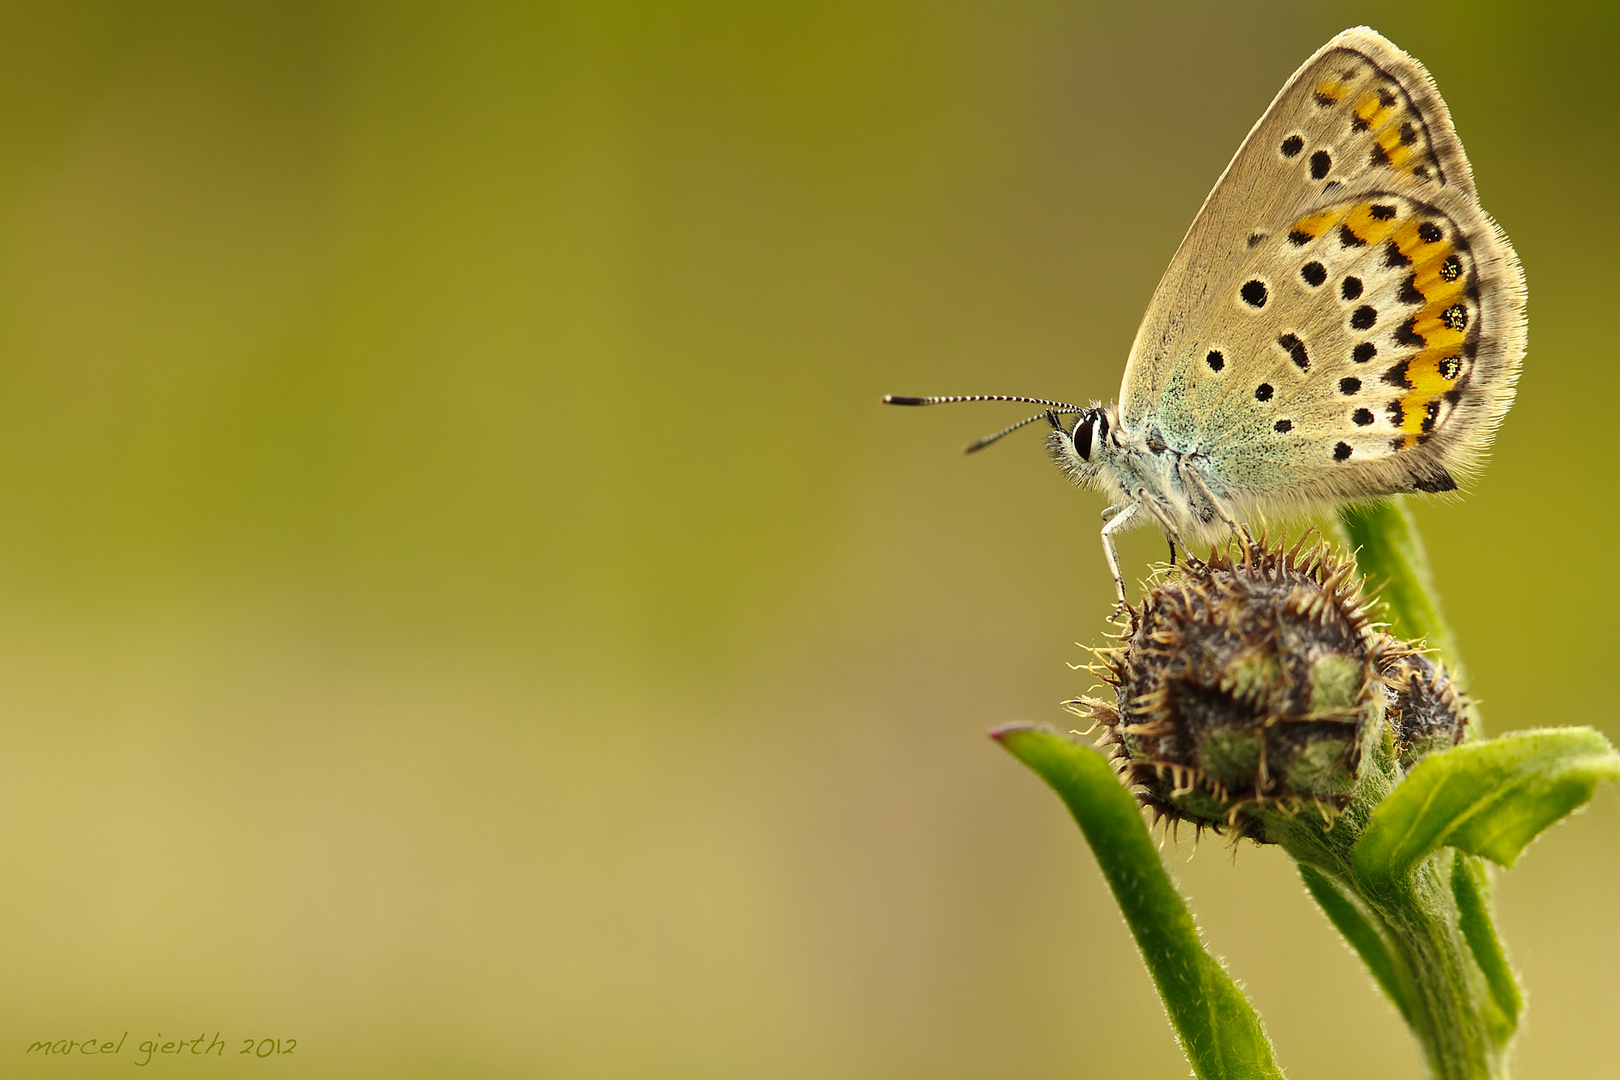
[890,27,1525,602]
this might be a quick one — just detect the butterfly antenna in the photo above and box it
[882,394,1088,455]
[961,411,1056,453]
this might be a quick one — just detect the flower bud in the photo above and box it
[1381,649,1467,770]
[1071,538,1435,838]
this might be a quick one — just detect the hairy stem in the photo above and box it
[1337,498,1477,735]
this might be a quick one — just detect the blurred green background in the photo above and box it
[0,2,1613,1077]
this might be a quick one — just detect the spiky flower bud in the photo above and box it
[1071,537,1466,839]
[1383,650,1467,770]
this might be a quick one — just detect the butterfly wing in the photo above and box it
[1118,27,1524,506]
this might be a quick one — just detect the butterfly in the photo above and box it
[887,27,1525,603]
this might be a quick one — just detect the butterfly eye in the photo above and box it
[1072,412,1106,461]
[1071,417,1093,460]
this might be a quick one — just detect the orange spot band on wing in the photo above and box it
[1395,343,1470,446]
[1354,90,1397,131]
[1289,208,1344,242]
[1383,222,1466,306]
[1405,352,1464,397]
[1376,125,1412,168]
[1408,307,1468,351]
[1315,80,1349,105]
[1341,202,1401,246]
[1410,256,1465,306]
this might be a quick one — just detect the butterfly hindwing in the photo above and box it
[1187,179,1522,501]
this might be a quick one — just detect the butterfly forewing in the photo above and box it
[1119,27,1483,427]
[1116,26,1523,510]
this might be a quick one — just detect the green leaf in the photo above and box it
[1354,727,1620,885]
[1298,864,1413,1025]
[994,724,1285,1080]
[1451,854,1521,1041]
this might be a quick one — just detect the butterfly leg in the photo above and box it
[1136,496,1197,571]
[1099,501,1144,606]
[1178,463,1259,559]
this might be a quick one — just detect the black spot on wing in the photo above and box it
[1276,334,1309,371]
[1413,468,1458,493]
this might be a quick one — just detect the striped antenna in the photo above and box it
[882,394,1088,454]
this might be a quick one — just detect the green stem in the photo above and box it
[1259,648,1513,1078]
[1370,855,1508,1080]
[1336,498,1477,734]
[1273,815,1508,1078]
[1335,498,1455,661]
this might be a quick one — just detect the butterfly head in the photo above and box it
[1048,405,1118,484]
